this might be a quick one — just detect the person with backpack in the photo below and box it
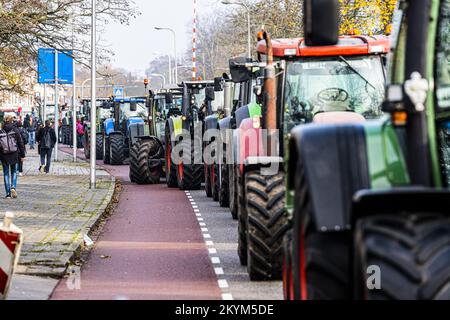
[36,120,57,174]
[16,121,28,177]
[0,115,26,199]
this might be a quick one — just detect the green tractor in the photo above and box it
[82,98,113,160]
[283,0,450,300]
[166,81,217,190]
[129,88,183,184]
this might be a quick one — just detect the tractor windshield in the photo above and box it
[121,102,148,120]
[284,55,385,132]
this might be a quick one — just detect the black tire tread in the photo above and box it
[246,171,288,281]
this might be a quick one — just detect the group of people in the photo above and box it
[0,115,57,199]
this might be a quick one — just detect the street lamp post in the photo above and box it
[90,0,97,189]
[222,0,251,59]
[155,27,178,83]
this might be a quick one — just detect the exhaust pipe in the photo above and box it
[261,30,277,156]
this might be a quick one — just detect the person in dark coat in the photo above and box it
[36,120,57,174]
[16,121,28,176]
[0,115,26,199]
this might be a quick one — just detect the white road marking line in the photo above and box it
[209,248,217,254]
[211,257,221,264]
[214,268,224,275]
[206,241,214,246]
[196,214,202,217]
[222,293,234,301]
[201,228,209,232]
[203,234,211,239]
[199,222,206,226]
[218,280,229,289]
[197,218,204,221]
[192,205,198,209]
[194,209,200,213]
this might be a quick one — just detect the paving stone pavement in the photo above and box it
[1,147,115,300]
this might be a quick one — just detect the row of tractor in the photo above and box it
[68,0,450,300]
[129,0,450,300]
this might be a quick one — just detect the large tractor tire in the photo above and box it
[245,171,289,281]
[96,134,104,160]
[104,136,111,165]
[110,134,125,165]
[229,164,238,220]
[129,139,163,185]
[291,158,351,300]
[165,139,178,188]
[219,163,229,208]
[176,139,203,190]
[283,230,294,300]
[205,164,212,197]
[129,142,138,183]
[237,169,248,266]
[212,164,220,202]
[84,132,91,160]
[354,214,450,300]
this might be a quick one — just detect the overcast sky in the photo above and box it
[102,0,224,76]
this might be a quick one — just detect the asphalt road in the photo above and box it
[51,146,283,300]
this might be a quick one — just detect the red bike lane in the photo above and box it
[52,147,221,300]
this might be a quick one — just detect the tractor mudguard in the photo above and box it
[166,117,184,143]
[289,124,370,232]
[218,117,231,131]
[353,187,450,220]
[128,122,146,147]
[104,118,115,136]
[238,117,265,174]
[205,116,218,132]
[235,105,250,128]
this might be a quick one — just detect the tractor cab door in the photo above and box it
[434,0,450,187]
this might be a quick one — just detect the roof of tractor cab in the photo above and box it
[114,97,146,103]
[181,81,214,89]
[257,35,390,58]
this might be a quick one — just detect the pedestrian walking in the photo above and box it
[0,115,26,199]
[36,120,57,174]
[76,119,85,149]
[16,121,28,177]
[24,115,38,150]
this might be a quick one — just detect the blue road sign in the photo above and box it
[113,87,124,98]
[38,48,74,84]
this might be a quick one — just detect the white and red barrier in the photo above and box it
[0,212,23,300]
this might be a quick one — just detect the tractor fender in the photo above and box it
[237,117,265,175]
[166,117,185,143]
[128,122,146,146]
[204,116,219,145]
[205,116,218,132]
[289,123,370,232]
[104,118,115,136]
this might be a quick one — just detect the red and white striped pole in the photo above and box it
[0,212,23,300]
[192,0,197,81]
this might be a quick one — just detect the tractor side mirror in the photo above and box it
[304,0,339,46]
[229,57,252,83]
[205,87,216,102]
[214,77,224,91]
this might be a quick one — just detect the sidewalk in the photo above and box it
[0,147,116,300]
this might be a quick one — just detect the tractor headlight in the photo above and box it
[252,116,261,129]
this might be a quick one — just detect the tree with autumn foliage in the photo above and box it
[339,0,398,35]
